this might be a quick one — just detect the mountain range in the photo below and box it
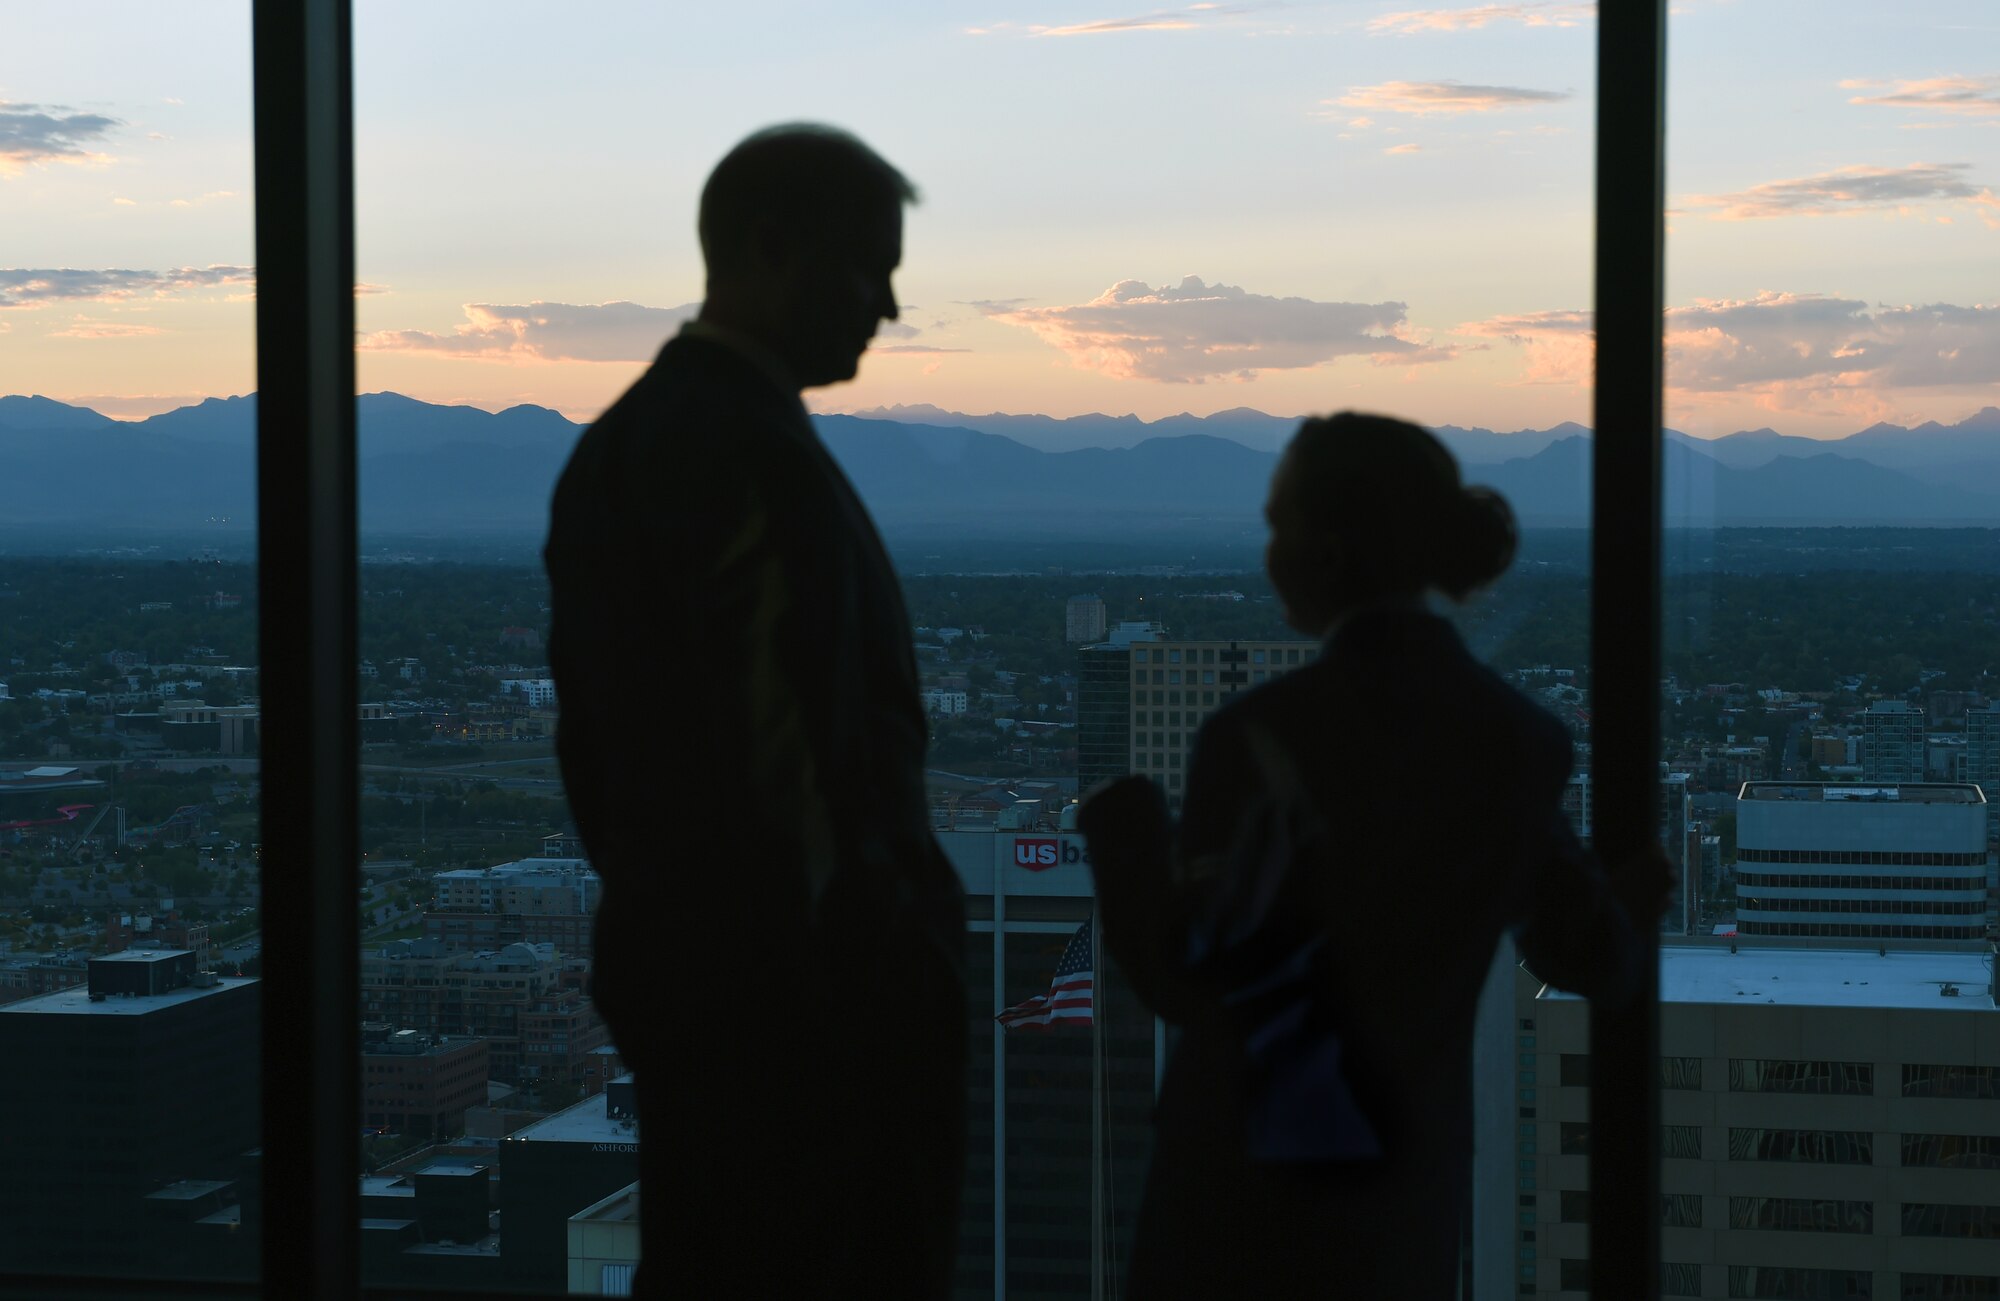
[5,392,2000,534]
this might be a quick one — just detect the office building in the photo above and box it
[1078,629,1318,803]
[499,1077,641,1291]
[1065,594,1108,644]
[1964,706,2000,843]
[1508,938,2000,1299]
[0,951,259,1276]
[1562,770,1702,934]
[940,823,1163,1301]
[361,1027,490,1140]
[1861,701,1927,784]
[1076,643,1137,792]
[566,1182,641,1297]
[1735,783,1989,940]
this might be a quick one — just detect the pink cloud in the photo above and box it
[1845,74,2000,118]
[1366,3,1593,35]
[1331,80,1570,116]
[986,276,1425,382]
[1682,162,1992,221]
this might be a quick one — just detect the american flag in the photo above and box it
[995,919,1093,1030]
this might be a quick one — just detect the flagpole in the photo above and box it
[1090,906,1105,1301]
[994,858,1008,1301]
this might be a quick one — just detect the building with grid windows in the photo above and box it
[1065,594,1108,644]
[1085,635,1319,804]
[1964,706,2000,845]
[1734,783,1991,941]
[1862,701,1928,785]
[1502,939,2000,1299]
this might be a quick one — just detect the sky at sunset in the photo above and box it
[3,1,1997,439]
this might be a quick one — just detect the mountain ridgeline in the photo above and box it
[4,392,2000,536]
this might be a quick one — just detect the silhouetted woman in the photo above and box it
[1082,412,1660,1298]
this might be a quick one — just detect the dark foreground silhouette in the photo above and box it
[545,125,966,1298]
[1083,413,1662,1299]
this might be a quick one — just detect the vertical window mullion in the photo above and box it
[253,0,360,1297]
[1588,2,1667,1299]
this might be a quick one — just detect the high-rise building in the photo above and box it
[1734,782,1988,940]
[937,824,1161,1301]
[1064,594,1108,644]
[1502,938,2000,1299]
[1861,700,1926,784]
[1104,632,1320,800]
[0,950,260,1276]
[1562,770,1701,933]
[1963,705,2000,843]
[1075,644,1135,793]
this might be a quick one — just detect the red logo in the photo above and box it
[1013,838,1059,870]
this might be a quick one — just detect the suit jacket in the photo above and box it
[1087,605,1637,1299]
[544,332,965,1296]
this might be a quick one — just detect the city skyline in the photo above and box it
[3,1,1997,438]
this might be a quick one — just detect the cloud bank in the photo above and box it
[1332,80,1571,115]
[1461,293,2000,413]
[1366,3,1593,35]
[0,102,120,176]
[1683,162,1996,221]
[0,266,255,309]
[360,301,699,363]
[985,276,1426,382]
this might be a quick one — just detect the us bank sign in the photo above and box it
[1009,835,1092,872]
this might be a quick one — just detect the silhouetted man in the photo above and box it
[545,125,966,1298]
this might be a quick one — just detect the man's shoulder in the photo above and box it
[566,341,806,491]
[593,338,791,436]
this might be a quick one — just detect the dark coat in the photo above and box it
[545,333,966,1298]
[1085,606,1637,1299]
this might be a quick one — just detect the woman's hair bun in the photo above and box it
[1432,485,1516,600]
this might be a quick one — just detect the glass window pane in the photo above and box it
[354,3,1597,1294]
[0,1,259,1283]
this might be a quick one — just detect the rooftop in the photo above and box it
[94,949,194,966]
[1541,943,1997,1011]
[144,1180,233,1202]
[502,1091,639,1147]
[1739,782,1985,805]
[434,858,591,881]
[0,975,255,1017]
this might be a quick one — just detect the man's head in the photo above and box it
[698,124,916,389]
